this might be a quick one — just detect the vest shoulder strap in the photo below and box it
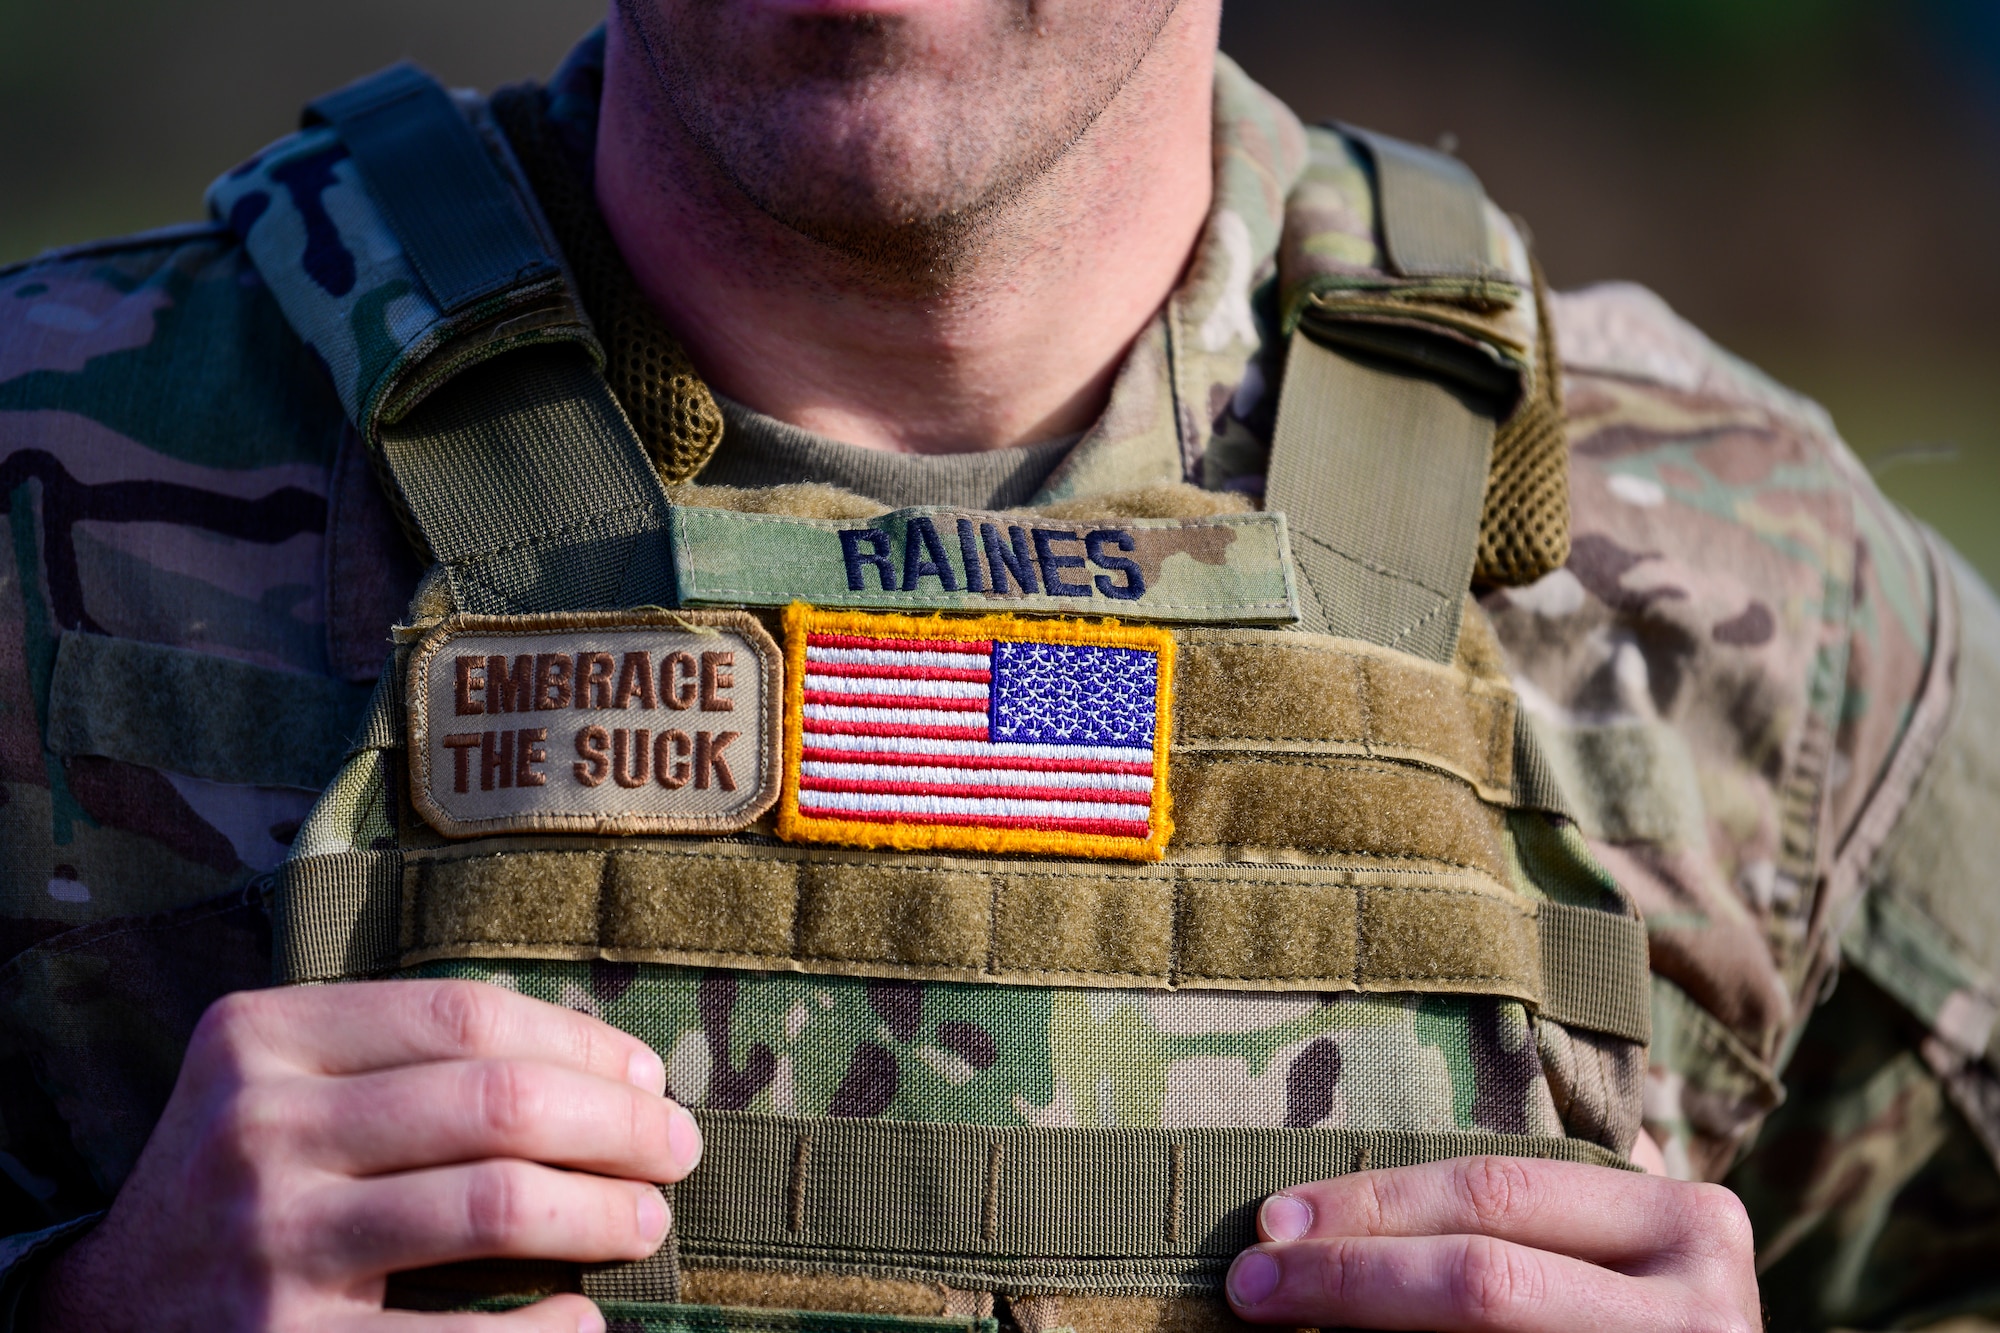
[303,64,676,616]
[1267,126,1507,661]
[1335,123,1497,281]
[305,63,560,316]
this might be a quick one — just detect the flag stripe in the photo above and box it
[801,758,1154,789]
[809,634,990,656]
[803,674,990,699]
[802,689,989,711]
[799,741,1154,770]
[803,808,1153,839]
[800,776,1154,805]
[796,789,1148,822]
[804,661,992,684]
[804,719,991,742]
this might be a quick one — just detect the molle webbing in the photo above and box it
[274,845,1647,1045]
[675,1110,1632,1293]
[1174,631,1514,800]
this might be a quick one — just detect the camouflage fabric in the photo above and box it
[414,960,1561,1139]
[1,26,1996,1331]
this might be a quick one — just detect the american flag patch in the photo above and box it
[777,607,1175,861]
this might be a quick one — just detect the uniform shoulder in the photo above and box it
[1549,281,1838,436]
[1488,279,1955,1178]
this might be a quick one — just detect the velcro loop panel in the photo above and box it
[45,631,373,791]
[1173,630,1515,801]
[305,62,557,315]
[1537,902,1652,1045]
[399,845,1541,1002]
[272,848,404,984]
[1167,755,1510,874]
[675,1110,1633,1293]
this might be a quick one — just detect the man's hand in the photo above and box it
[26,980,702,1333]
[1224,1153,1760,1332]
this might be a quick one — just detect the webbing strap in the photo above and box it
[305,63,557,315]
[1265,332,1497,660]
[1537,902,1651,1045]
[272,849,403,984]
[676,1110,1631,1291]
[306,63,677,616]
[376,345,677,615]
[1338,125,1494,280]
[582,1185,680,1303]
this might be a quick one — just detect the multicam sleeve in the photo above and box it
[1519,284,2000,1326]
[1729,539,2000,1329]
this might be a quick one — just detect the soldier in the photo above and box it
[0,1,1994,1331]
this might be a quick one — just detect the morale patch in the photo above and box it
[670,505,1298,624]
[407,610,781,838]
[776,607,1174,861]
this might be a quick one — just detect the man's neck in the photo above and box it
[593,8,1218,457]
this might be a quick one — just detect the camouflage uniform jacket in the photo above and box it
[3,30,1999,1331]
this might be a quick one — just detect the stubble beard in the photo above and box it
[619,0,1180,293]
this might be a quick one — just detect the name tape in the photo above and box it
[669,506,1299,624]
[406,610,782,838]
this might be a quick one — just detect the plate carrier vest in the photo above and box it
[267,63,1653,1333]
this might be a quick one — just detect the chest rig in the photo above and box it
[267,64,1652,1333]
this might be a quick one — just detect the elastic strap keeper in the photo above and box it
[1537,902,1652,1045]
[582,1183,680,1303]
[272,849,404,984]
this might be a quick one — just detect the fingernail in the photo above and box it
[627,1046,666,1094]
[1228,1249,1282,1308]
[1261,1192,1312,1242]
[637,1186,669,1243]
[578,1304,607,1333]
[668,1101,705,1174]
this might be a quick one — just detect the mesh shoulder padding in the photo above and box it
[490,83,725,484]
[1475,261,1570,588]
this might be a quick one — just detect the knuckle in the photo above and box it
[1683,1182,1755,1257]
[210,1083,294,1160]
[190,990,268,1063]
[1455,1155,1537,1231]
[469,1060,545,1141]
[426,979,504,1057]
[462,1160,533,1249]
[1454,1234,1545,1321]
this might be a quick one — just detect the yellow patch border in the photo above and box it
[776,605,1175,862]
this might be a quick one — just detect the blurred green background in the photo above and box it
[3,0,1996,584]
